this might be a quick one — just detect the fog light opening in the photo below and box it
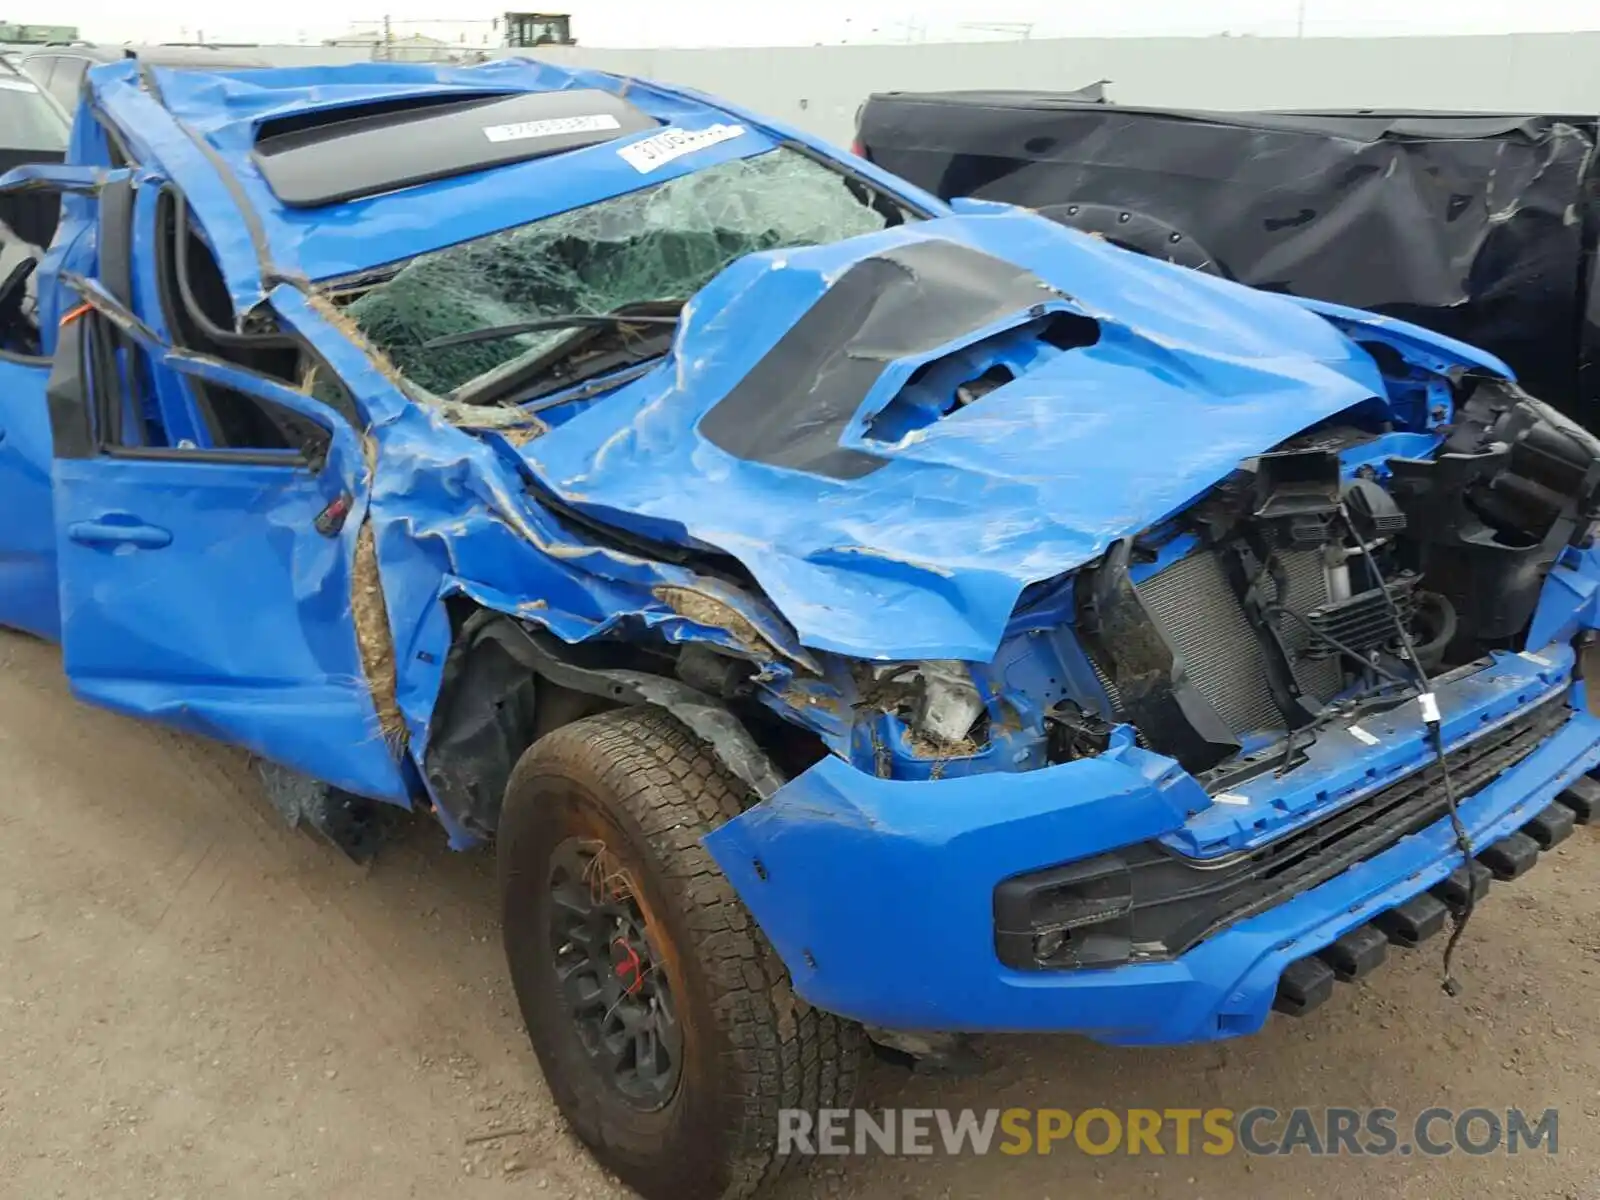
[1033,928,1069,962]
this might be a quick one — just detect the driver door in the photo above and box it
[45,182,408,804]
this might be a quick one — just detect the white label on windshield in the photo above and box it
[0,78,39,93]
[1213,792,1250,806]
[1347,723,1380,746]
[482,113,621,143]
[1519,650,1553,667]
[616,123,746,172]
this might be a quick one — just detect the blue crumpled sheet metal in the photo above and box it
[75,57,1520,850]
[269,289,811,754]
[117,60,781,300]
[703,671,1600,1035]
[68,59,894,842]
[523,208,1511,663]
[94,55,1514,673]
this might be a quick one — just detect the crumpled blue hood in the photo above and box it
[524,210,1485,662]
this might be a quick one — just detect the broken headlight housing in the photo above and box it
[860,659,989,753]
[910,660,986,746]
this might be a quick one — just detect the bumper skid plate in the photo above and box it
[1372,892,1449,947]
[1478,830,1540,880]
[1273,956,1336,1016]
[1524,802,1576,848]
[1317,923,1389,980]
[1273,797,1579,1017]
[1557,776,1600,822]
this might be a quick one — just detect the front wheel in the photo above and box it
[497,707,861,1200]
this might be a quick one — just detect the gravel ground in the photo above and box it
[1,626,1597,1200]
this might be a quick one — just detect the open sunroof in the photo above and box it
[252,87,660,208]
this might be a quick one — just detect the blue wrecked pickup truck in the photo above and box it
[3,56,1600,1200]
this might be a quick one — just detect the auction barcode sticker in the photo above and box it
[616,123,746,172]
[482,113,622,143]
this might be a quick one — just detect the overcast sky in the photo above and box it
[45,0,1600,47]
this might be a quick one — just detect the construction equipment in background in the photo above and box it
[502,12,574,47]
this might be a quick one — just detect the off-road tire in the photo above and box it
[498,706,862,1200]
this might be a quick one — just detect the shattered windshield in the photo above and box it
[342,147,910,400]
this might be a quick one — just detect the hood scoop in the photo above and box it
[863,311,1100,444]
[696,239,1089,480]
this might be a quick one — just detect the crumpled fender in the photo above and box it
[1529,544,1600,650]
[701,731,1204,1025]
[1287,293,1517,379]
[272,288,810,840]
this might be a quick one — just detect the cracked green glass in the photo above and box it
[344,148,897,398]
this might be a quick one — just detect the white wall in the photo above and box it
[72,32,1600,148]
[518,32,1600,145]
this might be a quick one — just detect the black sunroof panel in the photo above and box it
[252,87,659,208]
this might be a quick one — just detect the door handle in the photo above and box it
[67,518,172,549]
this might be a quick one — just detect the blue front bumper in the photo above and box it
[704,644,1600,1045]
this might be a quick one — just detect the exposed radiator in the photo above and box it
[1101,548,1344,737]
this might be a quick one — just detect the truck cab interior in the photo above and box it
[0,60,68,356]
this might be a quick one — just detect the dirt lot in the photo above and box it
[1,625,1597,1200]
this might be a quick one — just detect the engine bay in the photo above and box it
[1072,378,1600,778]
